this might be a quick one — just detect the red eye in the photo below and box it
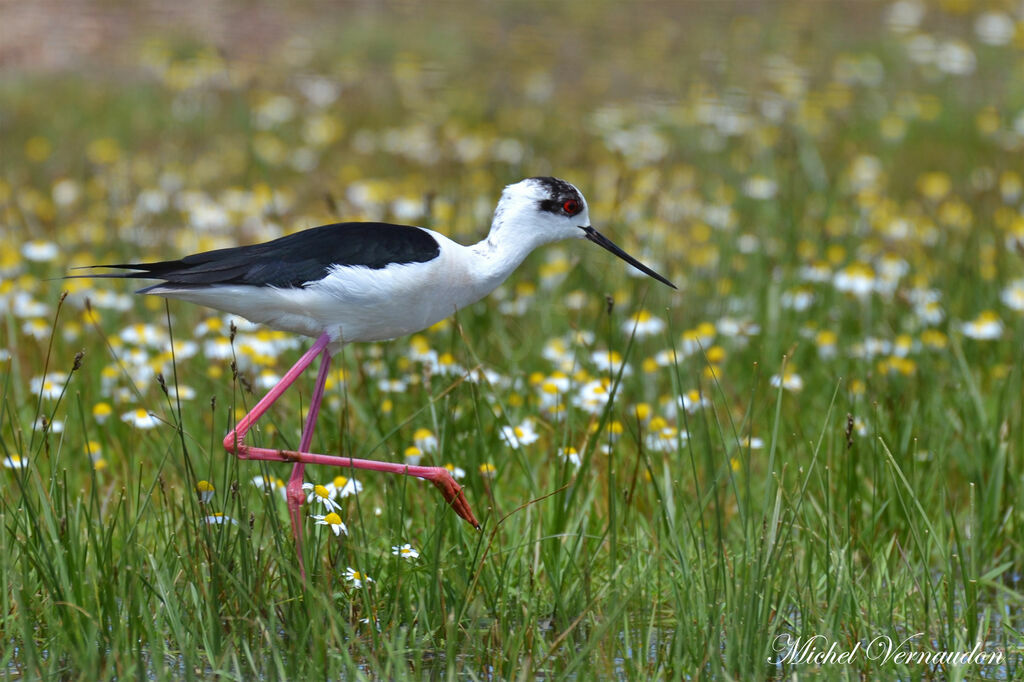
[562,199,580,215]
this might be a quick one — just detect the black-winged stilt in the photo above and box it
[82,176,674,576]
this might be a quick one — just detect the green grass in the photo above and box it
[2,1,1024,678]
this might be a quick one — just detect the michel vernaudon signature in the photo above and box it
[768,633,1006,667]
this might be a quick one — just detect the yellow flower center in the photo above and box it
[706,346,726,364]
[977,310,999,323]
[696,322,716,337]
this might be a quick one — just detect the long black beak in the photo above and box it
[581,226,676,290]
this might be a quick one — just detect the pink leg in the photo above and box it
[223,333,480,548]
[224,333,330,578]
[225,333,332,447]
[229,444,480,528]
[285,348,332,579]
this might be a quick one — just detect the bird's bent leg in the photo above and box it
[222,332,332,455]
[286,349,332,579]
[221,330,480,531]
[232,446,481,529]
[222,332,332,580]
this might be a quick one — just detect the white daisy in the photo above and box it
[770,372,804,392]
[1000,280,1024,312]
[391,543,420,560]
[621,310,665,338]
[443,463,466,479]
[326,475,363,499]
[344,567,373,588]
[313,512,348,537]
[679,390,710,414]
[122,409,160,429]
[251,475,287,498]
[573,380,612,415]
[413,428,438,453]
[961,311,1003,340]
[21,240,59,262]
[500,420,539,449]
[590,349,632,376]
[195,480,215,503]
[3,454,28,469]
[303,482,340,511]
[558,446,582,468]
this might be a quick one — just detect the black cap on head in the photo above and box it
[531,177,584,215]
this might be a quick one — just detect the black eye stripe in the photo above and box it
[538,194,583,215]
[539,199,560,214]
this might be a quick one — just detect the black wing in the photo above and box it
[87,222,441,289]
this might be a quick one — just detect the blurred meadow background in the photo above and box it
[3,0,1024,678]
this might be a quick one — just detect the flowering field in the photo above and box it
[2,0,1024,678]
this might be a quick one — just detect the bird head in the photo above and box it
[491,177,675,289]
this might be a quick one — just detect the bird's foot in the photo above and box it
[426,470,481,529]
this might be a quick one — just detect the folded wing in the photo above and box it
[85,222,441,290]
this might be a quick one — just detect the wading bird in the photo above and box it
[84,177,674,576]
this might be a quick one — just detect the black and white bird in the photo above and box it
[84,176,675,577]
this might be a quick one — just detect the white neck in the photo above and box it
[466,215,550,293]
